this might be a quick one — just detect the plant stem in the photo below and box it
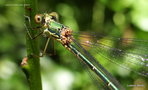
[22,0,42,90]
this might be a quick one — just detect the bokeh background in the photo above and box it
[0,0,148,90]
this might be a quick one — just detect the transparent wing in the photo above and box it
[71,39,124,90]
[73,31,148,77]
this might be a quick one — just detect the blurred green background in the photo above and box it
[0,0,148,90]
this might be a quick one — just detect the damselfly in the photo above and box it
[25,12,148,90]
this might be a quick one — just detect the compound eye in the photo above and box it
[35,14,42,23]
[49,12,59,21]
[51,16,57,21]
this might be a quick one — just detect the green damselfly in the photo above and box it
[25,12,148,90]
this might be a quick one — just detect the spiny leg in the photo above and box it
[31,37,51,57]
[41,37,51,57]
[25,15,41,28]
[24,23,43,40]
[25,15,45,58]
[24,15,43,40]
[48,38,56,56]
[52,39,56,55]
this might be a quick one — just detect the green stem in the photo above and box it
[22,0,42,90]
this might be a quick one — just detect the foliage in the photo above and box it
[0,0,148,90]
